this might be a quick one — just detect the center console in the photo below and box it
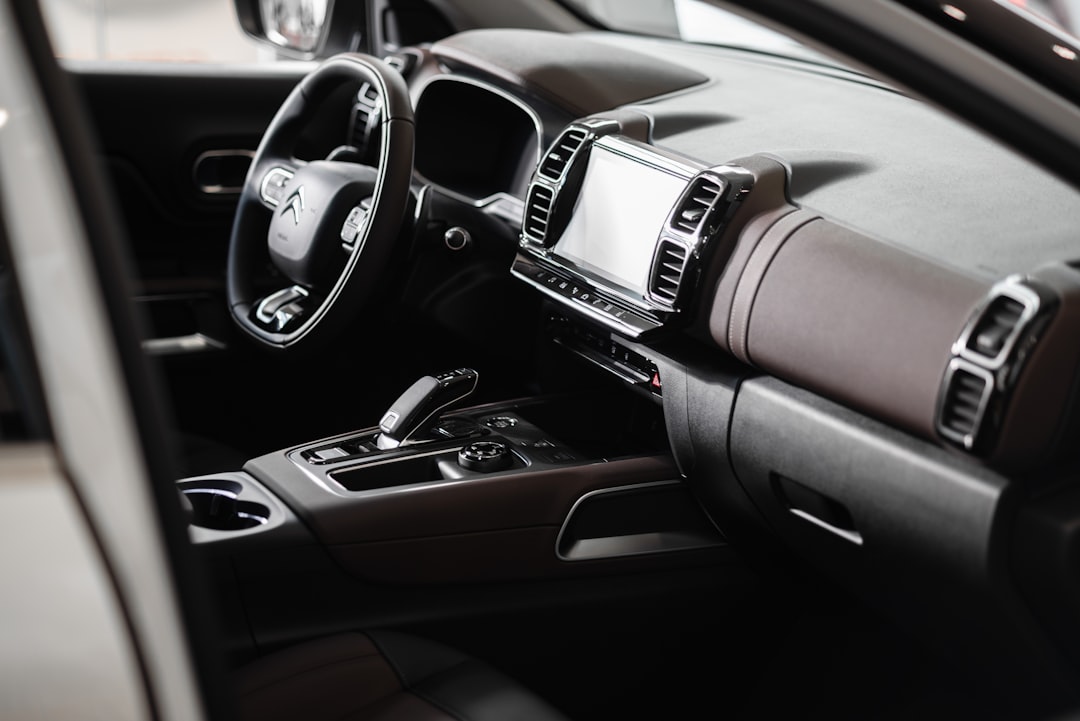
[179,369,726,592]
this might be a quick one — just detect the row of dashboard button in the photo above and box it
[512,257,661,336]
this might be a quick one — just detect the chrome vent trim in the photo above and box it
[937,360,993,449]
[937,277,1057,453]
[648,239,689,310]
[523,183,555,243]
[646,166,749,313]
[537,127,588,183]
[957,288,1038,367]
[670,174,725,236]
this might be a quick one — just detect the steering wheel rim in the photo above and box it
[227,53,414,351]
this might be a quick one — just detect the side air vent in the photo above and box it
[963,294,1027,362]
[538,127,588,183]
[648,239,690,309]
[938,278,1057,455]
[523,184,555,243]
[670,175,725,236]
[937,362,992,449]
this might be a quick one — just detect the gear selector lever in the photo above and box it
[376,368,478,450]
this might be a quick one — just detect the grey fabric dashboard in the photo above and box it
[589,32,1080,279]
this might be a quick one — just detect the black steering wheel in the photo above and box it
[227,53,414,350]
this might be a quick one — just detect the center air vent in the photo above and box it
[648,239,690,309]
[670,174,726,236]
[538,127,588,183]
[523,183,555,243]
[937,361,993,449]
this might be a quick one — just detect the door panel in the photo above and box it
[68,64,337,458]
[69,63,306,288]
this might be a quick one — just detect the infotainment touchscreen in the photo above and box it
[552,144,689,298]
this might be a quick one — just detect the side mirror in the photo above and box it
[234,0,369,58]
[263,0,329,54]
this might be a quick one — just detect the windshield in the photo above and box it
[565,0,807,53]
[568,0,1076,42]
[568,0,1080,105]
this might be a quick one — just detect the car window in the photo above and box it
[39,0,262,62]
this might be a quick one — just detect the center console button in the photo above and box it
[433,417,483,439]
[311,446,349,462]
[483,416,518,429]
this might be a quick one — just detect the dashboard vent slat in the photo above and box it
[671,178,724,236]
[523,184,555,243]
[649,240,689,307]
[939,366,990,444]
[538,127,588,182]
[966,295,1026,360]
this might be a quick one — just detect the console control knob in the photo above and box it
[458,441,513,473]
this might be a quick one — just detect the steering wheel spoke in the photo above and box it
[340,196,374,253]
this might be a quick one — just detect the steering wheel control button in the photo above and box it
[260,167,294,207]
[272,302,306,331]
[253,285,309,330]
[458,441,514,472]
[484,416,518,429]
[340,205,370,248]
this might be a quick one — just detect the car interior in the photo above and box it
[15,0,1080,718]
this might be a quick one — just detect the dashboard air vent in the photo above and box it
[649,239,689,308]
[965,294,1026,360]
[938,278,1056,455]
[671,175,724,236]
[523,184,555,243]
[538,127,588,182]
[938,363,991,448]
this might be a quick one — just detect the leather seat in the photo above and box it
[234,630,570,721]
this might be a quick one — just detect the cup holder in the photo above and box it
[179,479,270,531]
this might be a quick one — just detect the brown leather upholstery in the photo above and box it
[234,631,571,721]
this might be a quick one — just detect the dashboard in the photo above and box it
[400,28,1080,468]
[381,27,1080,698]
